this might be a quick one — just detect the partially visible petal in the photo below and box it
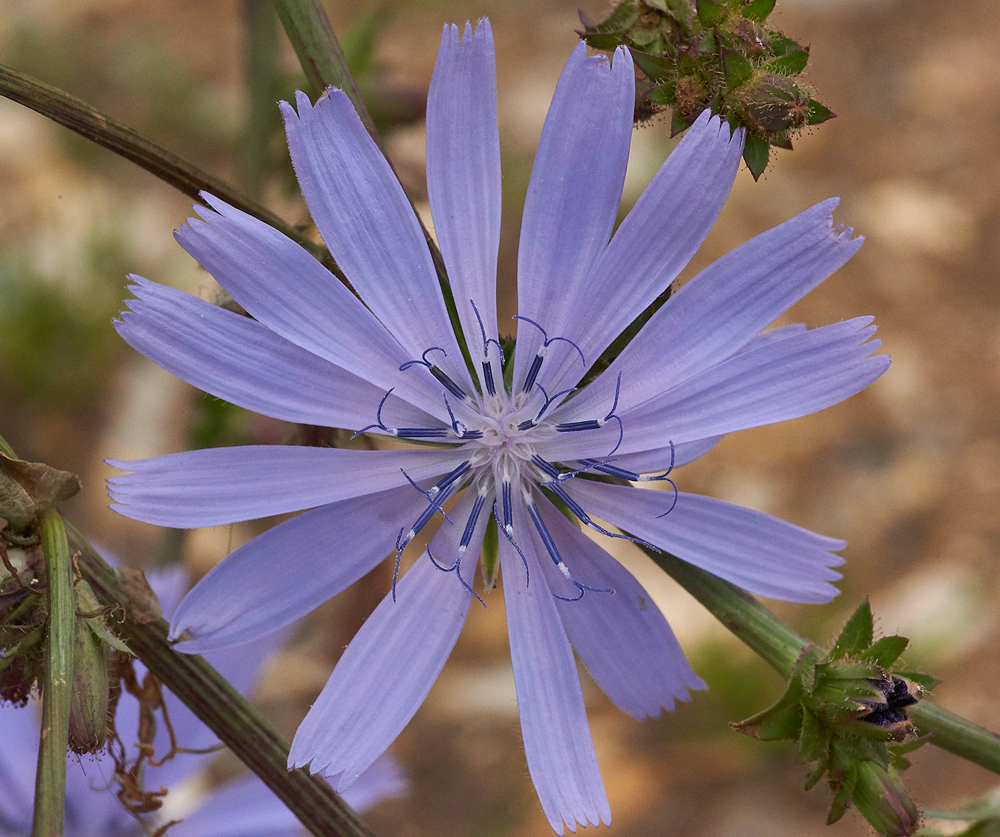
[546,318,888,461]
[0,703,37,824]
[533,496,704,719]
[565,480,844,602]
[174,194,451,422]
[169,756,404,837]
[572,324,810,474]
[501,497,610,833]
[288,489,487,785]
[64,757,137,834]
[165,774,302,837]
[603,437,722,475]
[512,43,634,391]
[281,91,472,394]
[552,200,863,421]
[170,485,433,653]
[117,276,434,430]
[529,110,744,393]
[426,20,502,383]
[108,446,468,527]
[339,753,407,812]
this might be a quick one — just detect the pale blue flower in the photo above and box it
[0,566,403,836]
[107,19,887,833]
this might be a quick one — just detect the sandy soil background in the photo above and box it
[2,0,999,834]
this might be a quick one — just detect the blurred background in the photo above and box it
[2,0,999,834]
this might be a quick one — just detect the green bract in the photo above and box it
[731,600,937,835]
[580,0,835,178]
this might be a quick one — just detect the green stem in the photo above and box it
[65,523,372,837]
[241,0,284,200]
[270,0,465,352]
[647,548,810,674]
[271,0,379,141]
[909,702,1000,775]
[0,62,340,277]
[32,508,73,837]
[646,547,1000,777]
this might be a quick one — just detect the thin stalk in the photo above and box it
[270,0,467,360]
[271,0,378,141]
[66,523,372,837]
[0,62,340,278]
[645,546,1000,777]
[647,547,811,674]
[32,508,73,837]
[241,0,283,199]
[909,703,1000,775]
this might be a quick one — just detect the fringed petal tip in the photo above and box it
[440,16,492,43]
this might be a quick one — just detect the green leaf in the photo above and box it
[580,2,641,49]
[800,706,832,762]
[742,134,769,179]
[861,636,909,668]
[670,108,695,135]
[733,703,803,741]
[896,671,940,693]
[697,0,728,26]
[768,34,803,56]
[631,50,677,82]
[648,83,678,105]
[806,99,835,125]
[826,766,856,824]
[741,0,776,22]
[831,600,874,659]
[764,48,809,76]
[722,50,754,88]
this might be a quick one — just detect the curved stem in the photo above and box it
[66,523,372,837]
[0,62,341,278]
[645,546,1000,777]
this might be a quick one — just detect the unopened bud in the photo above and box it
[68,614,113,754]
[729,71,811,137]
[852,760,921,836]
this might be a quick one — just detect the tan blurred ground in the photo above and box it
[2,0,999,834]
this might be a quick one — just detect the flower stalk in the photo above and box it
[271,0,379,142]
[0,61,338,277]
[66,523,373,837]
[647,546,1000,777]
[32,507,73,837]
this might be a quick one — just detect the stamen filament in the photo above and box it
[524,499,614,602]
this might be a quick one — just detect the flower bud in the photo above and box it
[851,761,921,836]
[68,614,113,754]
[728,71,811,137]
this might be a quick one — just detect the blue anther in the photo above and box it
[391,482,458,601]
[554,373,625,455]
[400,347,467,400]
[443,394,483,440]
[400,461,471,524]
[524,500,614,602]
[471,300,504,398]
[522,353,545,394]
[531,455,660,552]
[513,315,586,393]
[353,387,453,440]
[492,499,529,585]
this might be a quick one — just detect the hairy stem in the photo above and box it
[646,546,1000,777]
[32,508,73,837]
[0,61,340,277]
[65,524,372,837]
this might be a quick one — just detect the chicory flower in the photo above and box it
[107,19,887,833]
